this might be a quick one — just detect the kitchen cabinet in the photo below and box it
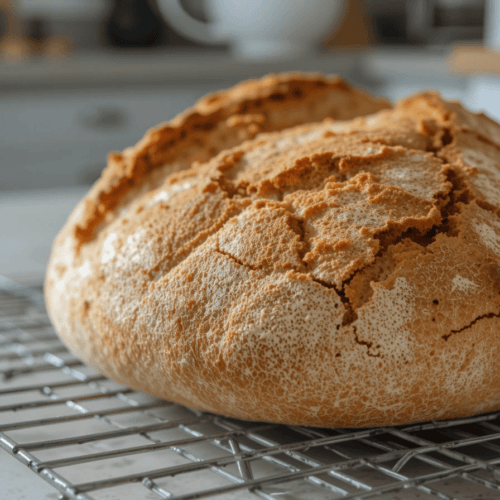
[0,84,221,191]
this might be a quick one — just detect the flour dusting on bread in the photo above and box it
[46,74,500,427]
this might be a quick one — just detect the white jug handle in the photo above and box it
[159,0,225,45]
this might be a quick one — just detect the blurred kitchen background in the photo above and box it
[1,0,500,283]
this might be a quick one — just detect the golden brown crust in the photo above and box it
[46,76,500,427]
[73,73,390,248]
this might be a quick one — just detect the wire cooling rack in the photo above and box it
[2,277,500,500]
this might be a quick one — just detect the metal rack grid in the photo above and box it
[2,277,500,499]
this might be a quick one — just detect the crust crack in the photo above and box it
[443,310,500,341]
[150,200,248,281]
[214,247,260,272]
[310,277,357,326]
[283,212,308,264]
[353,326,381,357]
[340,144,471,312]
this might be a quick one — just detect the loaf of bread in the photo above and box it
[46,73,500,427]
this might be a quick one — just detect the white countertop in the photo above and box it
[0,187,87,284]
[0,47,462,91]
[0,448,61,500]
[0,188,85,496]
[0,49,356,90]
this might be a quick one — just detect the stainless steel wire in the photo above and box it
[1,276,500,499]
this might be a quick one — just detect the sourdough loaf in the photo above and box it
[46,74,500,427]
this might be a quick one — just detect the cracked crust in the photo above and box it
[46,75,500,427]
[73,73,390,248]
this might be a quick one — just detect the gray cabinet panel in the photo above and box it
[0,85,220,191]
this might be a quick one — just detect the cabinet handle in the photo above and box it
[78,107,128,131]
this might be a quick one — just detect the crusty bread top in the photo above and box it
[46,79,500,426]
[73,73,390,248]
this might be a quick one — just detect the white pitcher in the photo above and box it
[158,0,346,59]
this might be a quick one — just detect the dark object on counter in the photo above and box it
[25,17,49,53]
[366,0,484,44]
[104,0,165,47]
